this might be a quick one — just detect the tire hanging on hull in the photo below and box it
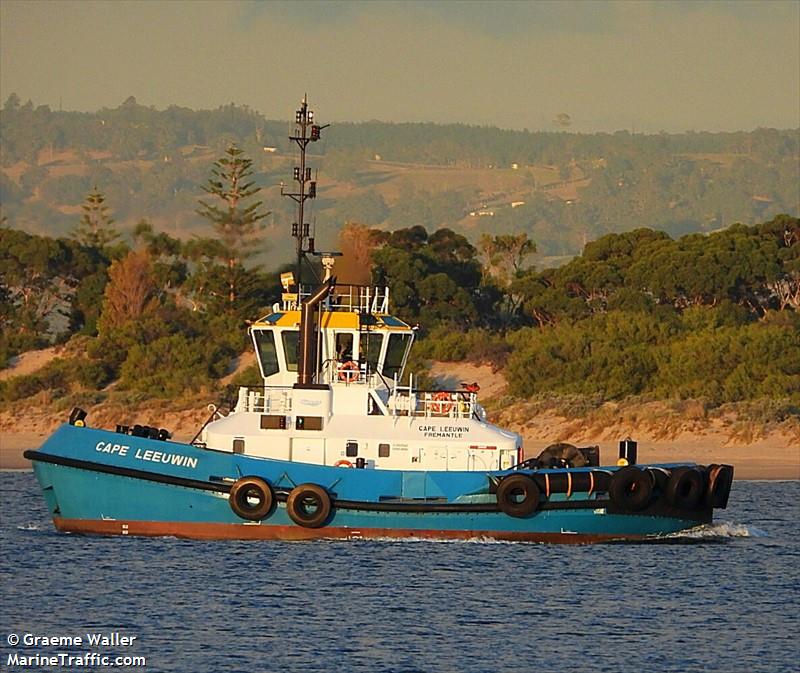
[665,467,705,510]
[229,477,274,521]
[286,483,332,528]
[609,466,654,511]
[705,464,734,509]
[496,474,541,518]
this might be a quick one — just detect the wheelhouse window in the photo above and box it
[253,330,279,377]
[384,333,411,378]
[359,333,383,372]
[335,333,354,361]
[281,330,299,371]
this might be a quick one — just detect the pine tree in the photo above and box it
[73,187,119,250]
[197,144,269,304]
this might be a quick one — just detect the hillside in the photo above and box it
[1,96,797,262]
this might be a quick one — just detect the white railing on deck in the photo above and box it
[236,386,293,414]
[389,375,479,419]
[281,284,389,313]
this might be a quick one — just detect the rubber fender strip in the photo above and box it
[333,498,610,514]
[23,450,230,494]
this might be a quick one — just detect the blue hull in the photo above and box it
[26,425,718,543]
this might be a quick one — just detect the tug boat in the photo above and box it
[25,98,734,543]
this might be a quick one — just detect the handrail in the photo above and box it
[279,283,390,313]
[388,387,479,419]
[235,386,293,414]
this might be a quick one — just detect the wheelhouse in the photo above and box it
[249,284,414,387]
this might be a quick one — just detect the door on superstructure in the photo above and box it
[447,447,470,471]
[291,438,326,464]
[420,446,449,470]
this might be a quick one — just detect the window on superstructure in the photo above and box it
[359,333,383,372]
[384,333,411,378]
[253,330,279,377]
[281,330,299,371]
[335,333,354,362]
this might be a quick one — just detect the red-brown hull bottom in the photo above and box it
[53,517,638,544]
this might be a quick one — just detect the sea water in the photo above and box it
[0,472,797,673]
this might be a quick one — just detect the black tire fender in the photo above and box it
[609,466,653,511]
[497,474,541,518]
[229,476,274,521]
[286,483,332,528]
[665,467,705,510]
[705,464,734,509]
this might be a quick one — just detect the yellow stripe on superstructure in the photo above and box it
[251,311,411,330]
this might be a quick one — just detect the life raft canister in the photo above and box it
[338,361,359,382]
[609,466,654,511]
[229,476,274,521]
[496,474,541,518]
[665,467,705,510]
[286,483,332,528]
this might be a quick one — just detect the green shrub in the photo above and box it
[0,359,71,402]
[118,334,210,398]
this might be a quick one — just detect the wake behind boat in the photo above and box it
[25,97,734,543]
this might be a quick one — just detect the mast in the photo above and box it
[282,95,328,288]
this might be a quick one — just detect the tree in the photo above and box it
[3,93,21,112]
[72,187,120,250]
[479,233,537,327]
[371,225,485,330]
[196,144,269,305]
[98,249,158,331]
[480,233,536,286]
[337,222,387,285]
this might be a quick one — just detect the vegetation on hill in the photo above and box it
[1,95,797,260]
[2,128,798,423]
[380,215,800,408]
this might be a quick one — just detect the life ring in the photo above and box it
[496,474,540,518]
[286,483,332,528]
[431,391,454,415]
[665,467,705,509]
[338,361,360,382]
[609,466,653,511]
[334,459,354,468]
[229,476,273,521]
[705,464,734,509]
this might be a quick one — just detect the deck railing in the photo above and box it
[235,386,293,414]
[280,284,389,313]
[388,388,479,419]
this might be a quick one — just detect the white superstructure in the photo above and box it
[199,280,522,471]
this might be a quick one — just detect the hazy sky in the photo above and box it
[1,0,798,132]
